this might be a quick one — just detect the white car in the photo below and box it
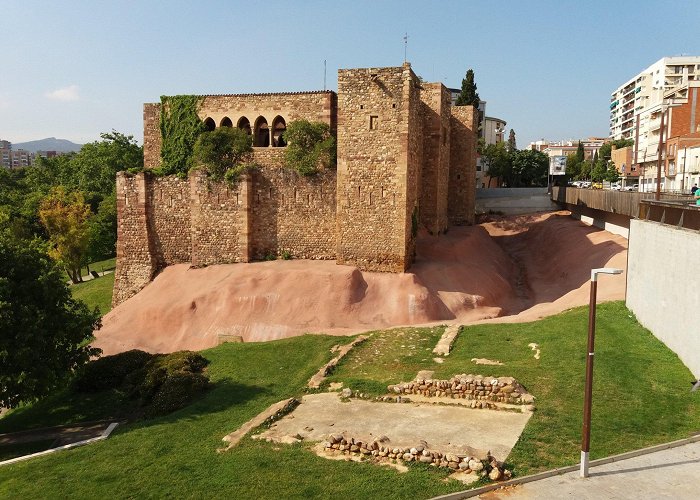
[611,184,621,191]
[622,184,639,192]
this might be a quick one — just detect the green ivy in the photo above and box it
[156,95,205,177]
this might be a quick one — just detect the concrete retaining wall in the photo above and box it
[626,219,700,377]
[475,188,558,215]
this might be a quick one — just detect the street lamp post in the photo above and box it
[580,267,624,479]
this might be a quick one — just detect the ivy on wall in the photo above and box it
[283,120,336,176]
[157,95,205,177]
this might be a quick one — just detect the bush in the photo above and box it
[74,350,210,417]
[283,120,336,176]
[146,372,210,417]
[193,127,253,181]
[74,350,154,393]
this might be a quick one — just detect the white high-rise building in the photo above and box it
[609,56,700,191]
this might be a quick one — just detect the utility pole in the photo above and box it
[681,146,687,192]
[655,107,665,201]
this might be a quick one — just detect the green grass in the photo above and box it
[0,334,463,499]
[61,256,116,282]
[327,301,700,476]
[0,302,697,498]
[70,272,115,316]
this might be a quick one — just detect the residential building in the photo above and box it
[609,56,700,192]
[0,140,10,168]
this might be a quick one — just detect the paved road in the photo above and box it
[478,440,700,499]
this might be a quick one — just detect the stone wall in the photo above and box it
[116,64,480,306]
[250,149,336,260]
[113,173,156,306]
[337,64,417,272]
[190,171,249,266]
[387,374,534,406]
[448,105,478,225]
[420,83,451,234]
[143,103,161,169]
[147,175,192,268]
[143,91,336,170]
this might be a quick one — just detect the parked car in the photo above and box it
[591,182,603,189]
[611,183,621,191]
[581,181,591,188]
[622,184,639,192]
[570,181,583,188]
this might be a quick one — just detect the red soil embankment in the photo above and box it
[94,212,627,354]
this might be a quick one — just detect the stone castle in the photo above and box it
[113,63,477,306]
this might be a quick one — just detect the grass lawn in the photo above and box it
[70,272,115,316]
[0,301,698,498]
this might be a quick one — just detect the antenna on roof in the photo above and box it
[324,60,327,91]
[404,32,408,63]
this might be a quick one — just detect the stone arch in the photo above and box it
[220,116,233,128]
[237,116,252,136]
[272,116,287,147]
[203,117,215,132]
[254,116,269,147]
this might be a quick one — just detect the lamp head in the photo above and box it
[591,268,624,281]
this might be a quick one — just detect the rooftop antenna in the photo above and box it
[324,60,327,91]
[403,32,408,63]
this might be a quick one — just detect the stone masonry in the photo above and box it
[113,63,478,306]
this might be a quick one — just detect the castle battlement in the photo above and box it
[114,64,477,306]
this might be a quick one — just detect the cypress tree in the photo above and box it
[455,69,480,107]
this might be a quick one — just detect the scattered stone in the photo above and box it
[471,358,504,366]
[341,388,352,398]
[528,342,541,360]
[489,467,502,481]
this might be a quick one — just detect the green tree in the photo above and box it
[507,129,517,152]
[283,120,336,176]
[591,160,607,182]
[579,159,593,180]
[482,142,511,187]
[566,153,581,181]
[576,141,585,163]
[598,139,634,164]
[511,149,548,187]
[39,187,93,284]
[455,69,480,107]
[193,127,253,182]
[87,193,117,263]
[0,229,100,408]
[605,162,621,183]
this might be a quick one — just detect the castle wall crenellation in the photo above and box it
[114,64,477,306]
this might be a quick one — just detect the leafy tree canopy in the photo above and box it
[193,127,254,182]
[283,120,336,176]
[39,187,93,284]
[0,229,100,408]
[455,69,480,107]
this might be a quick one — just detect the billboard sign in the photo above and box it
[549,156,567,175]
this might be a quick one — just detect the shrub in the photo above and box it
[146,372,210,417]
[193,127,253,182]
[283,120,336,176]
[74,350,153,393]
[74,350,210,417]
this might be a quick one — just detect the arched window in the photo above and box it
[272,116,287,147]
[237,116,252,136]
[203,117,215,132]
[254,116,269,147]
[220,117,233,127]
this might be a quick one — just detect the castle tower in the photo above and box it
[336,64,422,272]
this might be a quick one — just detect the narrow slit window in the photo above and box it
[370,115,379,130]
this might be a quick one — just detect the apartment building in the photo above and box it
[609,56,700,192]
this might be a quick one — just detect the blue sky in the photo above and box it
[2,0,699,147]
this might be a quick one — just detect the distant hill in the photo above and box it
[13,137,83,153]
